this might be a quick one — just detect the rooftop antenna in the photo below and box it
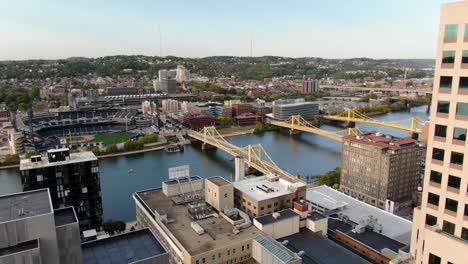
[250,33,253,57]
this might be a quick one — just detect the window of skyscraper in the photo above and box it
[450,151,464,165]
[432,148,445,161]
[440,76,453,88]
[434,125,447,137]
[460,77,468,89]
[442,221,455,235]
[444,24,458,40]
[448,175,461,189]
[428,253,441,264]
[456,102,468,116]
[453,127,467,141]
[437,100,450,113]
[442,50,456,63]
[463,51,468,64]
[429,170,442,184]
[425,214,437,226]
[462,228,468,241]
[427,192,440,206]
[445,198,458,212]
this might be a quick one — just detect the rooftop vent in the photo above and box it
[272,212,281,219]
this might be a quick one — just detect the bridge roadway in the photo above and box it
[323,115,421,134]
[267,115,344,142]
[188,127,302,183]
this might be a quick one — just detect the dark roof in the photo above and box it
[54,207,77,227]
[328,218,406,253]
[82,229,167,264]
[255,209,299,225]
[207,176,231,186]
[0,239,38,257]
[308,212,326,221]
[0,189,52,223]
[163,176,202,186]
[280,229,372,264]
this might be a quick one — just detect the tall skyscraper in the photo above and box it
[20,148,103,231]
[410,1,468,263]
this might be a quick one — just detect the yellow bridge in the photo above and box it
[267,115,362,142]
[323,109,421,134]
[188,126,302,183]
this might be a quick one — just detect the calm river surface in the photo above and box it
[0,106,429,221]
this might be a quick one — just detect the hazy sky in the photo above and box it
[0,0,457,60]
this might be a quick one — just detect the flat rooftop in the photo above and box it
[136,188,260,255]
[163,176,202,186]
[207,176,231,187]
[82,229,167,264]
[232,175,306,202]
[255,209,299,225]
[306,185,412,245]
[343,131,417,150]
[281,228,372,264]
[54,207,78,227]
[20,151,97,170]
[255,234,300,263]
[0,189,52,223]
[328,218,406,253]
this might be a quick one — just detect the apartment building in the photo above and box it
[340,131,424,215]
[410,1,468,263]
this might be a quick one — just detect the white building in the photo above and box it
[161,99,180,113]
[176,65,190,82]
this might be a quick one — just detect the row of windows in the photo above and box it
[434,124,466,141]
[438,76,468,90]
[444,23,468,41]
[425,213,468,241]
[432,147,464,166]
[195,245,250,264]
[437,100,468,116]
[429,170,462,190]
[441,50,468,64]
[427,192,468,215]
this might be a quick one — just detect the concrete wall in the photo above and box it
[190,239,252,264]
[0,213,59,264]
[204,179,233,212]
[254,216,300,239]
[0,246,41,264]
[55,222,82,264]
[306,218,328,236]
[162,179,203,197]
[252,238,301,264]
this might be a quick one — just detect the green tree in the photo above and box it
[103,219,126,235]
[318,167,341,187]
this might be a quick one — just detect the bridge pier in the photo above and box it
[245,167,262,176]
[202,143,217,151]
[346,122,356,128]
[289,129,301,136]
[411,133,419,140]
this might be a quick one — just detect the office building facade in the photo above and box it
[410,1,468,263]
[272,99,319,120]
[20,149,103,231]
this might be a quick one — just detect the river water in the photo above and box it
[0,106,429,221]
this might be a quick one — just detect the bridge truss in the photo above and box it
[188,126,302,183]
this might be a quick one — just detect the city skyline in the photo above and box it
[0,0,457,61]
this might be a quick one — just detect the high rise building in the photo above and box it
[154,69,177,94]
[161,99,180,113]
[19,149,103,231]
[410,1,468,263]
[176,64,190,82]
[301,79,320,93]
[340,131,424,215]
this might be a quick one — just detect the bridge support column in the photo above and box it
[202,143,217,151]
[426,103,431,114]
[245,167,261,176]
[289,129,301,136]
[346,122,356,128]
[411,133,419,140]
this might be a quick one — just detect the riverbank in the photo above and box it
[0,164,20,170]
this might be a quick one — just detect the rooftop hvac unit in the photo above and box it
[297,250,305,257]
[282,240,289,246]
